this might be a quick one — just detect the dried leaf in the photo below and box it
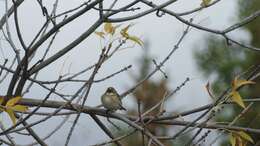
[94,31,105,38]
[205,81,215,100]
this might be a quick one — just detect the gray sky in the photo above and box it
[0,0,249,145]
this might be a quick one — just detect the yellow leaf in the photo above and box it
[230,91,245,108]
[6,96,22,107]
[121,24,131,34]
[104,23,112,33]
[229,133,236,146]
[0,107,4,112]
[232,77,255,90]
[0,96,4,104]
[120,24,133,38]
[104,23,117,35]
[94,31,105,38]
[120,30,129,38]
[121,31,129,38]
[200,0,211,7]
[12,105,28,112]
[237,131,254,144]
[128,35,143,46]
[6,109,16,125]
[237,137,245,146]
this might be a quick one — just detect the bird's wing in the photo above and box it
[111,94,125,110]
[114,92,123,104]
[110,94,120,103]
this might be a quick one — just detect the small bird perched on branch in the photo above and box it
[101,87,126,111]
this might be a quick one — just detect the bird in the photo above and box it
[101,87,126,111]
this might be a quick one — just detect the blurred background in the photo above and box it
[0,0,259,145]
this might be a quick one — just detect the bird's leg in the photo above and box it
[106,110,121,130]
